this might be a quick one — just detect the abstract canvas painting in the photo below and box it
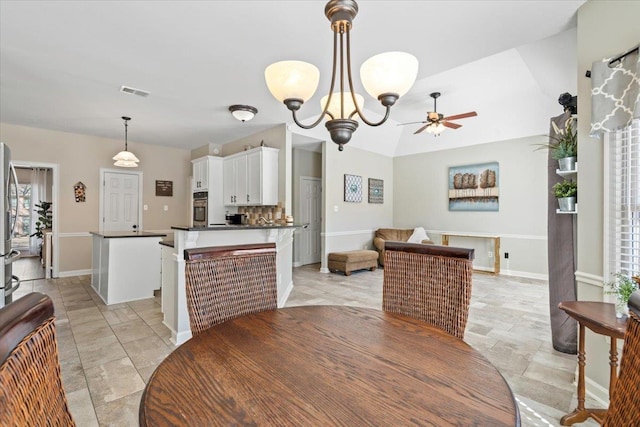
[448,162,499,211]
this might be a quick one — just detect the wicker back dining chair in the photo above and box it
[602,290,640,426]
[383,241,475,339]
[0,292,75,426]
[184,243,278,336]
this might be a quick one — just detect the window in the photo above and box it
[606,118,640,278]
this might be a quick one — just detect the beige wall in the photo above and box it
[321,144,394,270]
[394,135,549,277]
[1,122,191,275]
[576,0,640,399]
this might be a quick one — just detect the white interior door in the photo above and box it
[300,177,321,265]
[102,171,140,232]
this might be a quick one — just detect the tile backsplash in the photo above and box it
[238,203,287,225]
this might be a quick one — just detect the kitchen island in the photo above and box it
[90,230,167,305]
[163,224,305,345]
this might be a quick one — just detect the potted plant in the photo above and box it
[552,179,577,211]
[605,272,640,318]
[536,117,577,171]
[29,201,53,257]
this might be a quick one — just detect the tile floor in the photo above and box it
[12,265,602,426]
[13,255,45,281]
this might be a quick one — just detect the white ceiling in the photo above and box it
[0,1,585,157]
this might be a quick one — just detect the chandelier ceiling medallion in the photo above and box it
[264,0,418,151]
[113,116,139,167]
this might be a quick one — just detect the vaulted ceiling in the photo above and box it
[0,1,585,157]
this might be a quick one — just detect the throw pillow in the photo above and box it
[407,227,429,243]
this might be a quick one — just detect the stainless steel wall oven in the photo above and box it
[193,191,208,227]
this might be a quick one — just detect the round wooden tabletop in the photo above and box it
[140,306,520,426]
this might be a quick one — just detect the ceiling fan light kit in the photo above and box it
[229,104,258,122]
[264,0,418,151]
[113,116,140,167]
[400,91,478,137]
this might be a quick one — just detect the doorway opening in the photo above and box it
[11,162,58,280]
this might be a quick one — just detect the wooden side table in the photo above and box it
[557,301,627,425]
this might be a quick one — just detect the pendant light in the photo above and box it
[113,116,139,167]
[264,0,418,151]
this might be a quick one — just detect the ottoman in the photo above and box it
[328,250,378,276]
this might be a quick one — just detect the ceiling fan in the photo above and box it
[399,92,477,136]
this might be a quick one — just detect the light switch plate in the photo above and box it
[164,205,168,211]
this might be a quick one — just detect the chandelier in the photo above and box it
[264,0,418,151]
[113,116,139,167]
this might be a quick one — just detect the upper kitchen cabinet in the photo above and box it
[191,157,209,191]
[224,147,279,206]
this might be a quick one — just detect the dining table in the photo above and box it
[140,305,520,426]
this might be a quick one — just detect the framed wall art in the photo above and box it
[368,178,384,204]
[448,162,499,211]
[344,174,362,203]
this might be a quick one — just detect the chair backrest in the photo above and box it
[383,241,474,339]
[603,290,640,426]
[184,243,278,336]
[0,292,75,426]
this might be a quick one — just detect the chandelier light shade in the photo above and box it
[265,61,320,103]
[264,0,418,151]
[320,92,364,120]
[113,116,139,168]
[229,105,258,122]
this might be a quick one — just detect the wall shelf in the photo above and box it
[556,163,578,177]
[556,204,578,214]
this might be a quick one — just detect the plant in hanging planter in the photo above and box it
[605,272,640,318]
[552,179,577,211]
[535,117,578,171]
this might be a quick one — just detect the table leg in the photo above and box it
[560,324,607,425]
[608,337,618,399]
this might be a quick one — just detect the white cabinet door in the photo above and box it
[207,157,225,224]
[223,157,236,205]
[191,158,209,191]
[221,147,279,206]
[246,150,262,205]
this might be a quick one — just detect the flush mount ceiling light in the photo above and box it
[264,0,418,151]
[229,105,258,122]
[113,116,139,167]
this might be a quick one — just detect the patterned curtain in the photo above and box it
[590,43,639,136]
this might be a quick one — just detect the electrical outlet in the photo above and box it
[504,252,509,259]
[488,251,493,258]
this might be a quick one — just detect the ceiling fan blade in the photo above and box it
[414,123,431,134]
[443,121,462,129]
[442,111,477,121]
[397,121,428,126]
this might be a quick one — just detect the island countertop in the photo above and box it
[90,231,168,238]
[171,224,307,231]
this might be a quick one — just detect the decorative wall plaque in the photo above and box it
[344,174,362,203]
[368,178,384,204]
[155,180,173,197]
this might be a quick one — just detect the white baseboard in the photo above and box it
[172,329,192,346]
[319,267,330,274]
[499,269,548,281]
[585,376,610,407]
[293,261,303,268]
[57,269,91,278]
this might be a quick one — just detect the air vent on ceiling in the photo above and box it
[120,85,150,97]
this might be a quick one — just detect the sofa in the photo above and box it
[373,228,434,266]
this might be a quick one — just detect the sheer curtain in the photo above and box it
[28,168,49,256]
